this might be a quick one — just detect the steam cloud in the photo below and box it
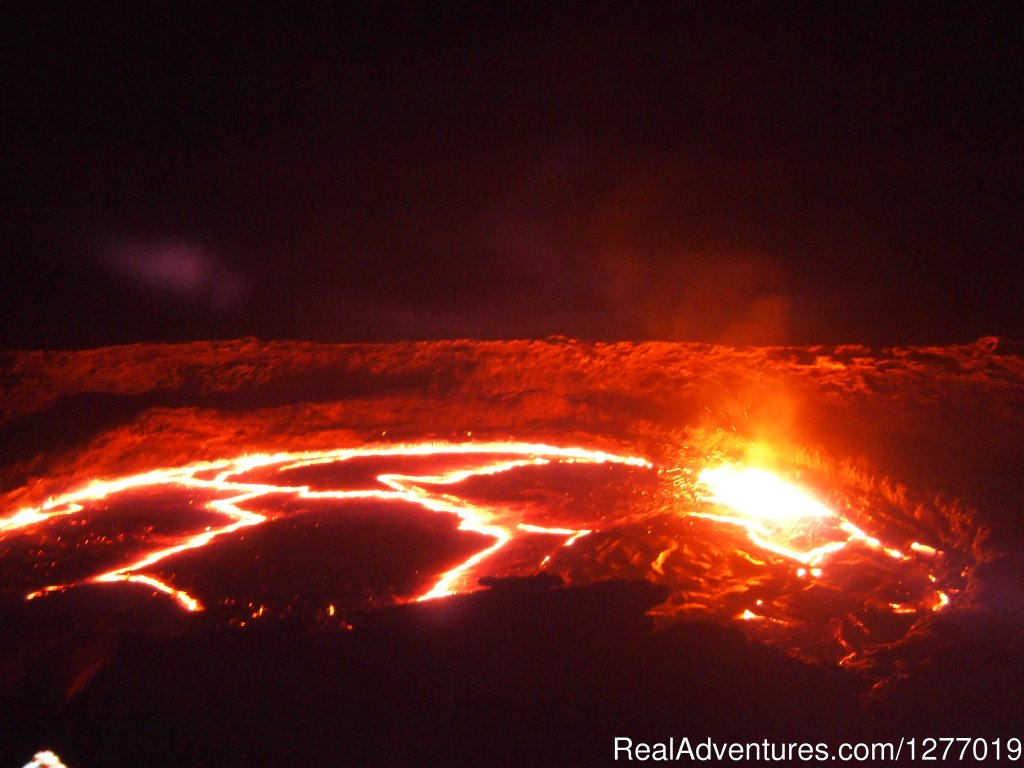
[101,240,249,313]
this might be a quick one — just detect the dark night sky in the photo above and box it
[2,3,1021,349]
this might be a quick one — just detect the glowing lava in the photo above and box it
[0,441,955,663]
[1,442,650,612]
[693,462,949,621]
[694,463,933,566]
[695,464,855,564]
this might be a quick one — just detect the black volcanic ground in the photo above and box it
[1,338,1023,766]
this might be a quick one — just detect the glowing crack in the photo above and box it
[2,442,651,611]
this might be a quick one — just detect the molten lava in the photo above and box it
[0,442,649,613]
[0,439,955,662]
[693,463,948,619]
[695,464,926,566]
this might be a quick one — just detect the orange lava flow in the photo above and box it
[2,442,651,611]
[694,463,949,616]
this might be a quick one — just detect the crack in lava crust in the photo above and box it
[0,442,651,612]
[0,440,957,665]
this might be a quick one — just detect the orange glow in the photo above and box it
[0,439,956,665]
[889,602,918,614]
[3,442,651,610]
[697,465,831,524]
[694,461,949,620]
[695,463,926,567]
[693,465,849,565]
